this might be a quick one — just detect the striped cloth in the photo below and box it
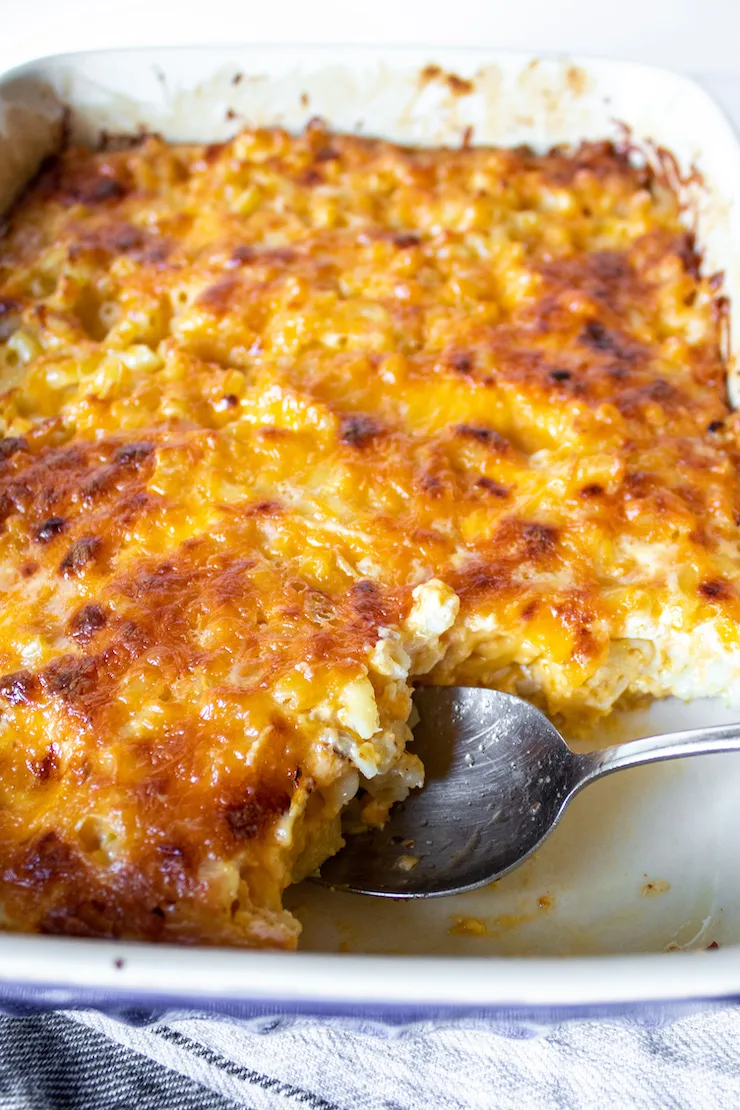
[1,1005,739,1108]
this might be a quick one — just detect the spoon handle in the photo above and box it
[577,721,740,786]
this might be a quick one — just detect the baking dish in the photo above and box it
[2,44,740,1025]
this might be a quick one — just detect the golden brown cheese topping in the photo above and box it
[0,122,739,946]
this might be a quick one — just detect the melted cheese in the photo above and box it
[0,124,738,946]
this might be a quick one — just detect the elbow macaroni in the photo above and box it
[0,124,737,947]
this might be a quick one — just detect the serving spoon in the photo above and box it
[317,686,740,897]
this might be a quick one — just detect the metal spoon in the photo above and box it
[317,686,740,897]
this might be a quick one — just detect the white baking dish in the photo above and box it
[1,45,740,1023]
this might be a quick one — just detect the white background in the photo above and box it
[1,0,740,77]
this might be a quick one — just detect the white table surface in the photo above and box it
[0,0,739,77]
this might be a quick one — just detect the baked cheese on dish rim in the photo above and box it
[0,122,738,947]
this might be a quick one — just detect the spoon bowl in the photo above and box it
[317,686,740,898]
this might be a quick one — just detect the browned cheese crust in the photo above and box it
[0,123,738,946]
